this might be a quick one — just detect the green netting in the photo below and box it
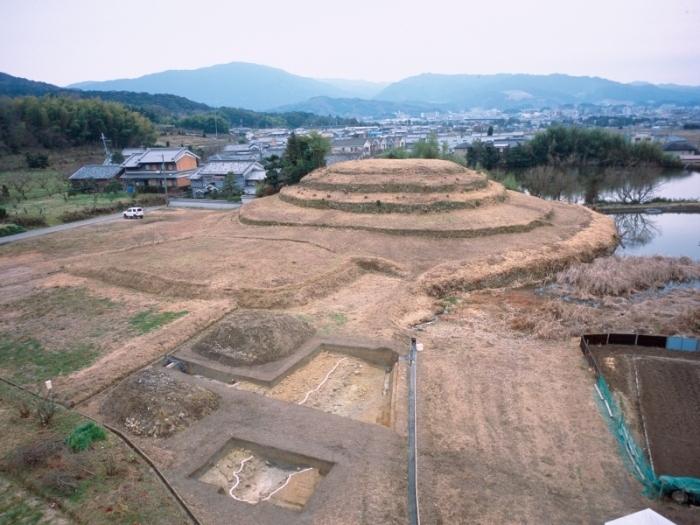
[594,375,700,500]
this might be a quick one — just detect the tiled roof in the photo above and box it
[121,148,199,168]
[121,169,196,180]
[198,161,259,176]
[69,164,123,180]
[333,138,367,147]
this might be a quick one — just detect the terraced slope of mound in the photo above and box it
[241,159,557,237]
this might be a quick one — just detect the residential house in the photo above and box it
[68,164,124,189]
[331,137,370,155]
[662,139,697,157]
[189,160,266,197]
[120,148,199,193]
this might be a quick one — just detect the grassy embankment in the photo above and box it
[0,287,187,387]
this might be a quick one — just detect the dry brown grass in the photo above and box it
[555,255,700,297]
[501,287,699,340]
[420,207,616,297]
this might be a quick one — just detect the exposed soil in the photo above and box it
[635,357,700,478]
[413,298,697,525]
[101,369,220,438]
[234,351,394,426]
[193,311,315,367]
[198,447,323,510]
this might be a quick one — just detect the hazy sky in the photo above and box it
[1,0,699,86]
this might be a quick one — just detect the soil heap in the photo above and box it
[240,159,556,238]
[192,310,315,367]
[101,369,219,438]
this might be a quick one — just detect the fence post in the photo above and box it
[408,337,420,525]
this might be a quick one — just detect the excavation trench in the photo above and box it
[232,350,396,427]
[194,439,333,511]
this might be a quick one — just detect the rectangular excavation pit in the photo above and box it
[234,348,396,427]
[173,339,400,427]
[192,438,333,511]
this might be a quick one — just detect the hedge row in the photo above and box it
[58,195,167,223]
[0,223,26,237]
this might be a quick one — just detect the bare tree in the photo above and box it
[615,213,659,248]
[7,172,33,201]
[608,166,662,204]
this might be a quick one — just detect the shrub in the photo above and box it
[0,207,6,219]
[25,152,50,169]
[37,396,56,426]
[0,440,63,473]
[13,215,47,228]
[134,194,167,206]
[0,223,26,237]
[59,209,93,222]
[58,201,129,223]
[66,421,107,452]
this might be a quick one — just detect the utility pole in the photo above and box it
[161,154,169,205]
[100,132,112,164]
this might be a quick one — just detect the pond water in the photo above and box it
[614,213,699,259]
[511,168,700,204]
[506,167,700,259]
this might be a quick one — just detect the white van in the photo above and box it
[123,207,144,219]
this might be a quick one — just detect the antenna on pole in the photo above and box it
[101,132,113,164]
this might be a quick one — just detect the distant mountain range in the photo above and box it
[66,62,700,117]
[69,62,353,111]
[7,61,700,119]
[375,73,700,108]
[0,71,210,117]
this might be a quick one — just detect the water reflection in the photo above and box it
[508,167,699,204]
[614,213,700,259]
[615,213,660,249]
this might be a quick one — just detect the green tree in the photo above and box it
[412,133,440,158]
[262,155,283,190]
[221,172,242,199]
[281,132,330,185]
[111,151,125,164]
[104,179,123,200]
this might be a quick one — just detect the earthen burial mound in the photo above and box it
[192,310,315,366]
[241,158,557,237]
